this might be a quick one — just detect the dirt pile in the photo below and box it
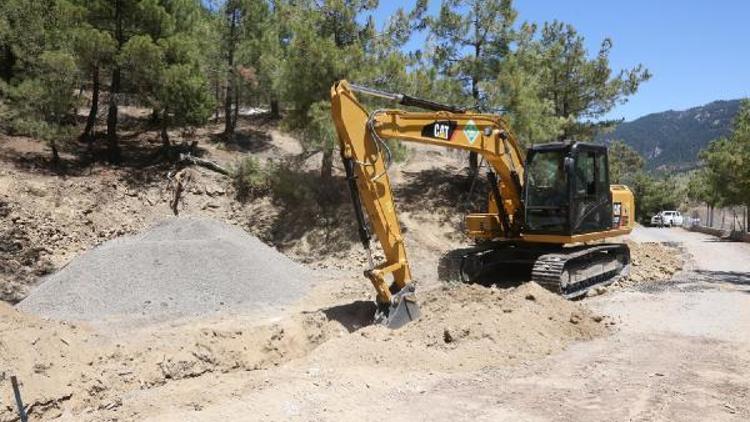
[308,282,610,372]
[1,280,611,421]
[18,217,314,325]
[618,241,683,287]
[0,302,340,421]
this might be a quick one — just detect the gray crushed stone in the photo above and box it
[18,217,314,324]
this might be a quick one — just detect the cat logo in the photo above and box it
[421,120,457,141]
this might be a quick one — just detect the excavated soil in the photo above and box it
[310,282,610,372]
[617,240,684,287]
[0,280,609,421]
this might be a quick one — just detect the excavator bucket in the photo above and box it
[374,284,421,329]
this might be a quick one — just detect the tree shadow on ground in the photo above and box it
[694,269,750,286]
[320,300,376,333]
[395,168,486,215]
[210,128,273,154]
[233,160,361,257]
[701,238,748,243]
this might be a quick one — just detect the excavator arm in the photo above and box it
[330,80,527,327]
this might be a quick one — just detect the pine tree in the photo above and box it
[70,26,116,143]
[0,0,81,164]
[606,140,644,185]
[487,23,562,145]
[428,0,516,174]
[220,0,269,138]
[118,0,215,149]
[535,21,651,140]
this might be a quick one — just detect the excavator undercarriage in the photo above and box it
[447,242,631,298]
[330,80,636,328]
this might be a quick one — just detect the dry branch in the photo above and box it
[178,153,230,176]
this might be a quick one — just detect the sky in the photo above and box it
[371,0,750,121]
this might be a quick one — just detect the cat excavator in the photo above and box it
[330,80,635,329]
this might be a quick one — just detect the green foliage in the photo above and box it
[487,24,562,145]
[607,140,644,185]
[426,4,648,145]
[232,155,269,201]
[687,168,722,207]
[695,99,750,207]
[428,0,517,106]
[3,49,79,160]
[117,3,215,143]
[1,0,655,178]
[70,25,116,71]
[535,21,651,140]
[303,101,337,155]
[632,173,685,222]
[279,1,420,176]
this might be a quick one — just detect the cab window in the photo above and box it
[575,152,596,196]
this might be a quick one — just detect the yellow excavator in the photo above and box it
[330,80,635,328]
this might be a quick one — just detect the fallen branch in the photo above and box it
[166,168,194,216]
[179,153,231,176]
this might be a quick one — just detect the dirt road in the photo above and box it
[125,227,750,421]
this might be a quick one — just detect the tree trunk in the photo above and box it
[223,9,237,138]
[0,43,15,82]
[706,203,709,226]
[106,68,121,163]
[214,77,221,120]
[82,66,100,143]
[160,120,170,148]
[233,83,240,130]
[270,97,280,118]
[106,0,123,164]
[50,140,60,165]
[468,38,481,179]
[321,147,334,179]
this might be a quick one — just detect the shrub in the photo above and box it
[232,156,269,201]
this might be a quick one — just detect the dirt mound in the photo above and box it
[0,301,339,421]
[308,282,610,372]
[18,217,314,325]
[618,241,683,287]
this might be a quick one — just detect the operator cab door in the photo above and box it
[569,144,612,234]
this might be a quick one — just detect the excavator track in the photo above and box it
[531,244,630,298]
[440,243,631,299]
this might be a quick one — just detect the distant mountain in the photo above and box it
[597,99,743,170]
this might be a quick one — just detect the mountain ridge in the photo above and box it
[597,98,743,170]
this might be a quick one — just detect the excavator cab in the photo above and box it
[524,142,613,236]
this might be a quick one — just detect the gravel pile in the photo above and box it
[18,217,314,324]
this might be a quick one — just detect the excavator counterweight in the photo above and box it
[330,80,635,328]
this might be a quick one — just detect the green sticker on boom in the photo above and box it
[464,120,479,144]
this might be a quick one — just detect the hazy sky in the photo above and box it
[372,0,750,121]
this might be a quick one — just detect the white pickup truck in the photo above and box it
[650,210,684,227]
